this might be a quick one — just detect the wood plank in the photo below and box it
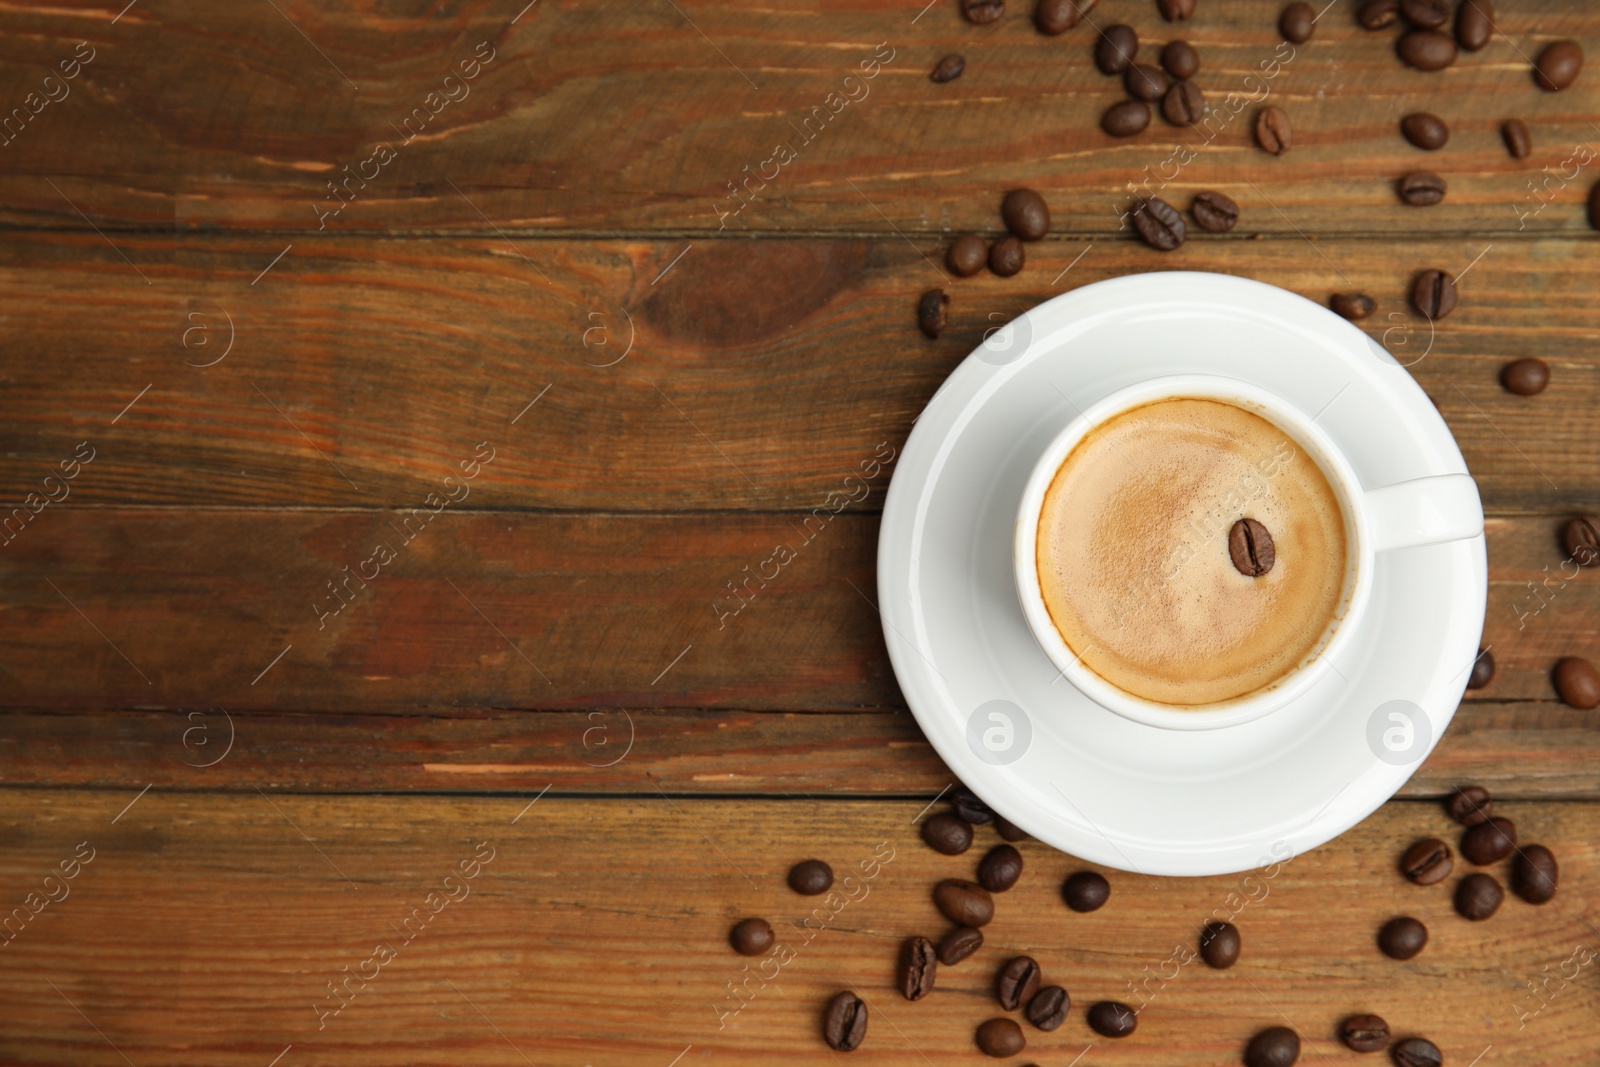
[2,790,1596,1065]
[1,233,1597,511]
[2,2,1597,235]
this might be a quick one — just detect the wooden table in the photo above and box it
[2,1,1597,1063]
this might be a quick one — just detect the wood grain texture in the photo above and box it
[1,1,1598,235]
[2,233,1598,511]
[1,790,1596,1065]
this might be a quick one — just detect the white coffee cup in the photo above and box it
[1014,374,1483,731]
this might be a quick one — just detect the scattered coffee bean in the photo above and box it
[1455,872,1504,920]
[1255,106,1292,155]
[1501,358,1549,396]
[1400,838,1453,885]
[1158,0,1195,21]
[1400,0,1449,29]
[1534,40,1582,91]
[1126,63,1170,101]
[1501,118,1531,159]
[1200,920,1241,968]
[975,1018,1026,1058]
[1102,99,1152,137]
[1448,784,1493,825]
[1587,180,1600,232]
[948,235,988,277]
[1003,188,1051,241]
[789,859,834,895]
[1087,1000,1137,1038]
[1331,292,1376,320]
[1162,80,1206,125]
[1400,113,1449,150]
[1398,29,1457,70]
[1095,24,1139,74]
[1391,1037,1443,1067]
[951,786,995,825]
[823,990,868,1051]
[962,0,1005,24]
[730,917,774,956]
[917,289,949,339]
[1563,515,1600,566]
[1191,191,1239,232]
[989,235,1025,277]
[1512,844,1559,904]
[934,879,995,927]
[1280,2,1315,43]
[938,925,985,964]
[899,936,938,1001]
[1229,517,1275,576]
[1462,816,1517,864]
[922,811,974,854]
[931,54,966,83]
[1397,171,1446,206]
[1358,0,1400,29]
[1410,269,1456,320]
[1340,1014,1390,1053]
[996,955,1042,1011]
[978,844,1024,893]
[1162,40,1200,79]
[1034,0,1092,35]
[994,815,1028,842]
[1245,1026,1301,1067]
[1063,870,1110,912]
[1026,986,1069,1031]
[1553,656,1600,709]
[1132,197,1186,250]
[1466,651,1495,691]
[1378,916,1428,959]
[1456,0,1494,51]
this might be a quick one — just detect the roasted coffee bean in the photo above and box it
[917,289,949,339]
[1534,40,1582,91]
[730,917,773,956]
[951,786,995,824]
[1034,0,1093,34]
[1400,112,1449,150]
[1397,171,1446,206]
[934,879,995,927]
[1448,783,1493,824]
[1400,838,1453,885]
[994,814,1028,842]
[948,235,988,277]
[1410,269,1456,319]
[922,811,974,854]
[1087,1000,1137,1038]
[1391,1037,1443,1067]
[1501,117,1531,159]
[1553,656,1600,709]
[1358,0,1400,29]
[1378,916,1428,959]
[1512,844,1559,904]
[1191,191,1238,232]
[1244,1026,1301,1067]
[1398,29,1457,70]
[1095,24,1138,74]
[989,235,1025,277]
[823,990,868,1051]
[931,54,966,83]
[789,859,834,895]
[975,1018,1025,1058]
[1162,40,1200,79]
[1162,80,1206,126]
[1063,870,1109,912]
[1400,0,1448,29]
[995,955,1041,1010]
[1280,2,1316,43]
[899,936,938,1001]
[1466,651,1495,691]
[1003,188,1051,241]
[1126,63,1169,101]
[1331,291,1376,320]
[1456,0,1494,51]
[1199,920,1241,968]
[938,925,985,964]
[1132,197,1186,251]
[1102,99,1152,137]
[1229,517,1275,576]
[1590,180,1600,231]
[1461,816,1517,864]
[978,844,1024,892]
[1455,872,1504,920]
[1340,1014,1390,1053]
[1255,106,1292,154]
[1158,0,1195,21]
[1562,515,1600,566]
[1501,358,1549,396]
[962,0,1005,24]
[1026,986,1068,1031]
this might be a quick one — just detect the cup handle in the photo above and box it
[1364,474,1483,552]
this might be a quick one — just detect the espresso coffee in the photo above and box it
[1036,398,1348,705]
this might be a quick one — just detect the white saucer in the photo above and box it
[877,272,1488,877]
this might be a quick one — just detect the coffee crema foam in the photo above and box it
[1037,398,1349,706]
